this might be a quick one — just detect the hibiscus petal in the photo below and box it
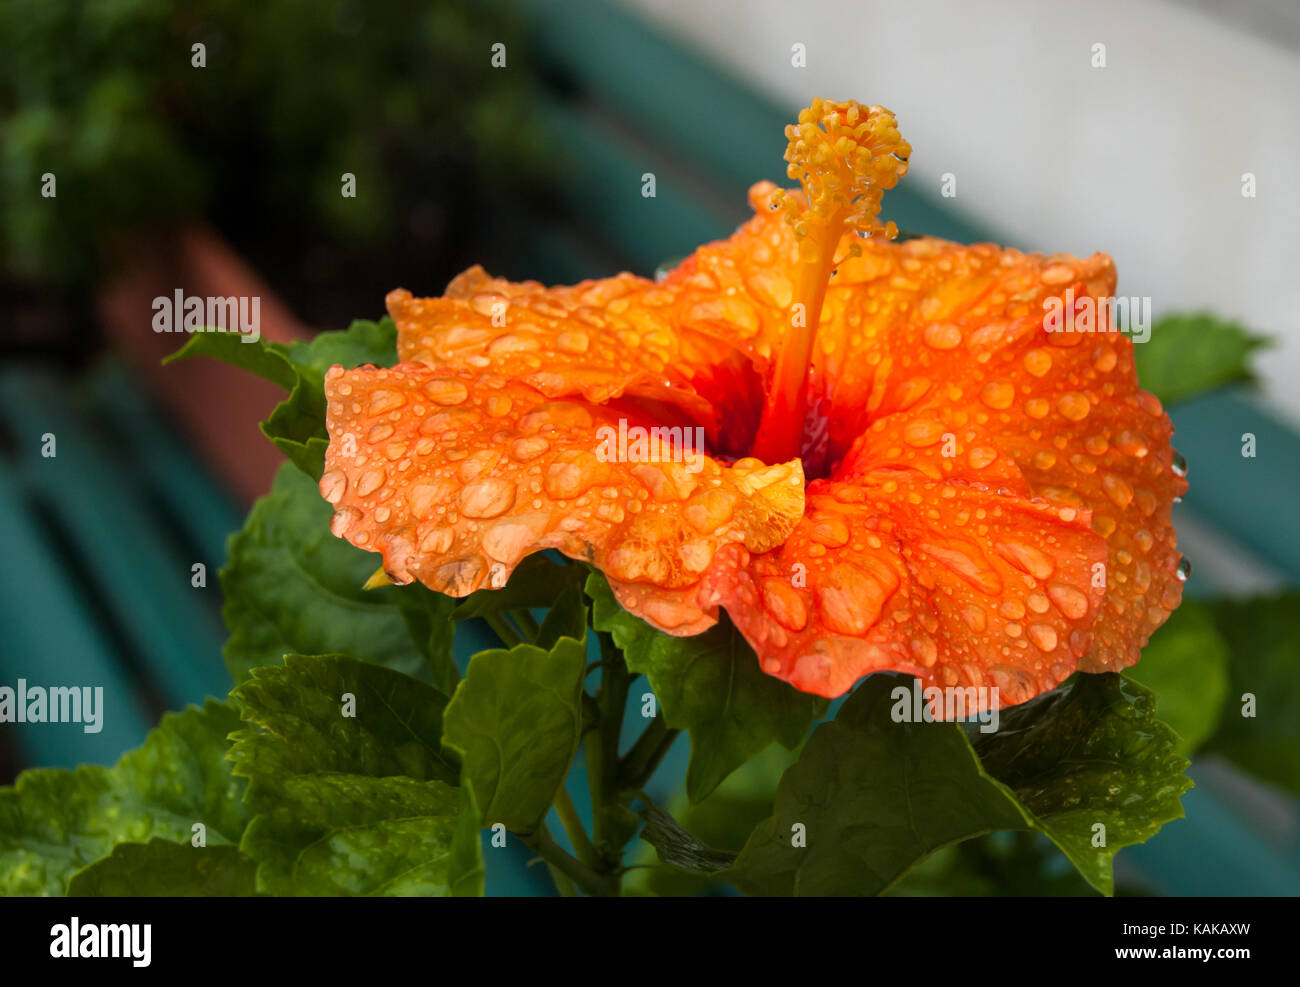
[705,414,1108,704]
[319,363,804,630]
[388,268,766,454]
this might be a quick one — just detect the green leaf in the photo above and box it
[636,804,736,875]
[164,330,298,390]
[0,700,249,895]
[449,553,587,620]
[535,584,587,650]
[1124,602,1229,754]
[724,673,1189,896]
[628,744,796,897]
[724,674,1028,896]
[587,572,826,803]
[448,783,486,897]
[167,318,398,478]
[442,634,588,832]
[230,653,458,786]
[67,840,257,897]
[239,777,465,895]
[261,385,329,477]
[1136,312,1269,407]
[221,462,443,683]
[394,583,460,695]
[231,654,474,895]
[885,832,1100,897]
[1202,594,1300,796]
[974,673,1192,895]
[280,319,399,380]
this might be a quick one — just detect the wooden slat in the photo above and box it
[0,466,152,767]
[1169,389,1300,585]
[0,368,231,712]
[86,361,244,574]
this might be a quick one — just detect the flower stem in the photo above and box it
[509,608,540,642]
[545,863,578,897]
[524,824,619,897]
[618,716,681,791]
[586,631,629,877]
[483,613,522,648]
[553,784,601,872]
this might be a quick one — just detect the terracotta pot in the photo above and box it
[96,226,313,505]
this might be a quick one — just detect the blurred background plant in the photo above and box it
[1,0,550,338]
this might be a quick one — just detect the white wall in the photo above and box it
[626,0,1300,426]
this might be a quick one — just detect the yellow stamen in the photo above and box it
[362,565,395,590]
[752,99,911,467]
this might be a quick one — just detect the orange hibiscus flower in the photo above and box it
[318,98,1187,707]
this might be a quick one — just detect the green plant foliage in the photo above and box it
[587,572,826,803]
[0,700,248,895]
[220,462,452,684]
[973,673,1192,895]
[67,840,258,897]
[723,673,1189,896]
[442,626,588,833]
[0,0,547,287]
[1202,594,1300,797]
[230,654,477,895]
[1125,602,1230,754]
[1137,312,1270,407]
[166,317,397,477]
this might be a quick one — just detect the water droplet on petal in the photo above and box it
[319,470,348,504]
[544,454,600,500]
[817,562,898,635]
[1176,557,1192,582]
[902,419,946,447]
[923,323,962,349]
[1047,582,1089,619]
[763,579,808,632]
[1027,623,1058,651]
[1172,450,1187,477]
[1057,392,1091,421]
[999,600,1026,619]
[980,381,1015,410]
[420,526,455,554]
[460,478,516,518]
[356,468,386,497]
[994,541,1055,580]
[1101,473,1134,508]
[369,389,406,415]
[685,489,737,533]
[1022,349,1052,377]
[330,507,361,537]
[556,330,590,354]
[510,436,550,462]
[425,378,470,406]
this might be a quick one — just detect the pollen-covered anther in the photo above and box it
[780,98,912,249]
